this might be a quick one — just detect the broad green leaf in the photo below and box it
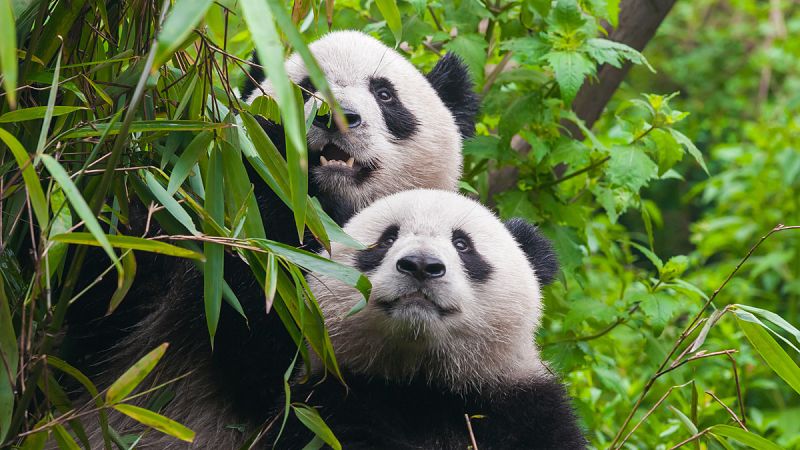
[62,120,228,138]
[543,50,595,102]
[640,292,681,337]
[735,315,800,396]
[736,304,800,347]
[106,343,169,404]
[0,0,16,108]
[607,146,659,191]
[444,35,489,84]
[203,146,225,344]
[52,232,205,260]
[40,154,123,277]
[670,129,709,175]
[167,130,213,195]
[0,128,49,229]
[660,255,689,282]
[0,275,18,442]
[153,0,214,69]
[709,425,783,450]
[292,404,342,450]
[375,0,402,45]
[629,242,664,271]
[0,106,86,123]
[113,404,195,443]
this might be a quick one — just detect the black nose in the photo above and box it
[313,108,361,130]
[396,255,446,281]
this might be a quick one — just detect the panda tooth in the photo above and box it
[346,157,354,168]
[320,155,328,166]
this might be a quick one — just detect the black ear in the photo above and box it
[504,218,559,286]
[425,53,480,139]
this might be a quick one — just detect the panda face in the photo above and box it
[308,190,555,389]
[246,31,472,210]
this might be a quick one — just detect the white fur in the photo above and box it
[246,31,463,210]
[307,190,549,392]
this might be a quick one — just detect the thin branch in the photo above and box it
[705,391,747,431]
[464,414,479,450]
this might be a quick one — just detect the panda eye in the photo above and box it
[379,235,396,248]
[453,238,471,253]
[376,88,393,102]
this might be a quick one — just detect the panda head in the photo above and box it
[308,190,559,391]
[245,31,479,210]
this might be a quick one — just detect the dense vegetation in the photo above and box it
[0,0,798,448]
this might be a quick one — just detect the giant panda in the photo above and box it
[272,189,587,449]
[76,32,479,447]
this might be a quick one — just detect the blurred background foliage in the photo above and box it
[0,0,798,448]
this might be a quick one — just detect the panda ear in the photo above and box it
[425,53,480,139]
[504,218,559,286]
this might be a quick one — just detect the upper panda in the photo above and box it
[275,189,586,449]
[243,30,478,230]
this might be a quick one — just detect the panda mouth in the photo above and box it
[378,291,459,317]
[318,143,362,171]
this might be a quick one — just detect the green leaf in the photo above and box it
[444,35,488,84]
[143,170,200,236]
[240,0,308,243]
[292,404,342,450]
[629,242,664,271]
[62,120,228,138]
[52,424,81,450]
[0,0,16,108]
[585,38,654,72]
[0,275,18,442]
[660,255,689,282]
[0,106,87,123]
[0,128,49,229]
[40,154,123,279]
[543,50,595,102]
[167,130,213,195]
[107,250,137,314]
[670,129,709,175]
[106,343,169,404]
[709,425,783,450]
[35,43,62,159]
[113,404,195,443]
[735,315,800,396]
[51,232,205,260]
[252,239,371,301]
[607,146,659,191]
[640,292,681,337]
[375,0,402,45]
[736,304,800,347]
[153,0,214,69]
[203,146,225,344]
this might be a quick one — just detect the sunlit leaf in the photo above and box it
[113,404,195,443]
[106,343,169,404]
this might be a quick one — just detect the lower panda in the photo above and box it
[273,189,587,449]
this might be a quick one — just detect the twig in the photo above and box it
[705,391,747,431]
[464,414,479,450]
[668,428,711,450]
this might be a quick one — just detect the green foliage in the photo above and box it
[0,0,797,448]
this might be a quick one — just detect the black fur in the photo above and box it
[355,224,399,272]
[272,371,587,449]
[241,53,265,100]
[504,218,559,285]
[452,228,493,282]
[368,77,419,141]
[425,53,480,139]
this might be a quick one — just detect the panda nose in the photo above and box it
[313,108,362,130]
[396,255,446,281]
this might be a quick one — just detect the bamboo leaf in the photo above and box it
[203,146,225,344]
[40,154,123,278]
[292,404,342,450]
[153,0,214,70]
[113,404,195,443]
[36,42,63,159]
[0,128,49,229]
[0,0,17,108]
[143,170,200,236]
[106,343,169,404]
[51,232,205,260]
[735,315,800,396]
[166,130,213,195]
[0,106,87,123]
[52,424,81,450]
[107,250,137,314]
[709,425,783,450]
[62,120,228,138]
[375,0,403,45]
[0,275,18,442]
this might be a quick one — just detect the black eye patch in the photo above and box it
[356,225,399,273]
[368,77,419,141]
[452,229,493,282]
[298,76,315,103]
